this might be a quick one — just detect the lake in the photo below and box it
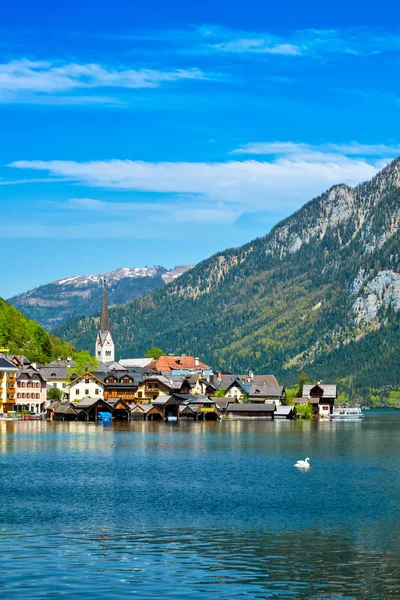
[1,412,400,598]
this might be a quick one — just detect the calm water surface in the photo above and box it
[1,412,400,598]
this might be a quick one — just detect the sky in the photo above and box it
[2,0,400,297]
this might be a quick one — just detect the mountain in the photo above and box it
[54,158,400,400]
[8,265,194,330]
[0,297,79,364]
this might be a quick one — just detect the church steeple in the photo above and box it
[95,278,115,363]
[100,278,110,332]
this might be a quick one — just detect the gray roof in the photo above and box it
[39,366,70,380]
[303,384,337,399]
[179,404,196,414]
[54,403,78,415]
[249,385,284,397]
[226,402,276,413]
[238,374,279,386]
[17,368,47,382]
[214,398,230,409]
[141,403,163,414]
[275,406,294,416]
[46,359,76,368]
[76,397,110,409]
[151,395,180,405]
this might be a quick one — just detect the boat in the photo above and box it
[330,406,365,420]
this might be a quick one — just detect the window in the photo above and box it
[85,379,90,384]
[62,383,66,389]
[106,351,111,357]
[53,383,57,388]
[85,389,89,395]
[75,389,80,395]
[95,389,99,395]
[137,392,143,398]
[97,351,101,357]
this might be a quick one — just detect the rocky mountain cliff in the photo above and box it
[9,265,193,330]
[54,158,400,398]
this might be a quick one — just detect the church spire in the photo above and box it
[95,278,115,363]
[100,278,110,332]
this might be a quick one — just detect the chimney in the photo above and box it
[249,370,254,381]
[217,371,222,379]
[195,357,199,367]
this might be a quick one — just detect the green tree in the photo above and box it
[145,347,166,359]
[214,388,227,397]
[70,352,99,377]
[295,371,308,398]
[294,403,313,420]
[47,387,62,400]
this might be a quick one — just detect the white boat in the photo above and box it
[330,407,364,420]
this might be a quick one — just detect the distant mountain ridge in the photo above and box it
[54,157,400,399]
[8,265,193,330]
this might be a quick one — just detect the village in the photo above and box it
[0,282,337,423]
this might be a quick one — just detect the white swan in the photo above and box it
[294,457,310,469]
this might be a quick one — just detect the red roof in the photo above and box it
[148,355,210,372]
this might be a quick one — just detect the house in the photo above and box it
[248,384,286,405]
[225,402,276,420]
[135,375,185,402]
[38,358,76,395]
[102,371,140,402]
[224,378,251,401]
[69,371,105,402]
[0,357,18,414]
[300,384,337,418]
[15,367,48,414]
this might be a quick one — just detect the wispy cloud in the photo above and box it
[111,25,400,59]
[232,141,400,158]
[0,59,217,103]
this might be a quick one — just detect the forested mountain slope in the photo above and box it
[54,158,400,398]
[0,298,80,364]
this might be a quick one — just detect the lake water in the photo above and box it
[1,412,400,598]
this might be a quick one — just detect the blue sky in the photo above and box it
[2,0,400,297]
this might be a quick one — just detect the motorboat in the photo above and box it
[330,406,364,420]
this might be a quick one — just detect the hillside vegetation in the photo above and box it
[55,158,400,401]
[0,298,84,364]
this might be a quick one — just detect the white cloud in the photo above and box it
[232,141,400,158]
[0,59,215,97]
[210,39,302,55]
[9,145,389,213]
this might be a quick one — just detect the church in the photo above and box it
[95,280,115,363]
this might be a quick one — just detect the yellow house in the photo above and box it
[0,357,18,414]
[135,376,180,403]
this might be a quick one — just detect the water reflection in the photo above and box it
[1,412,400,598]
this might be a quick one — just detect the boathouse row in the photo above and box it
[47,394,295,422]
